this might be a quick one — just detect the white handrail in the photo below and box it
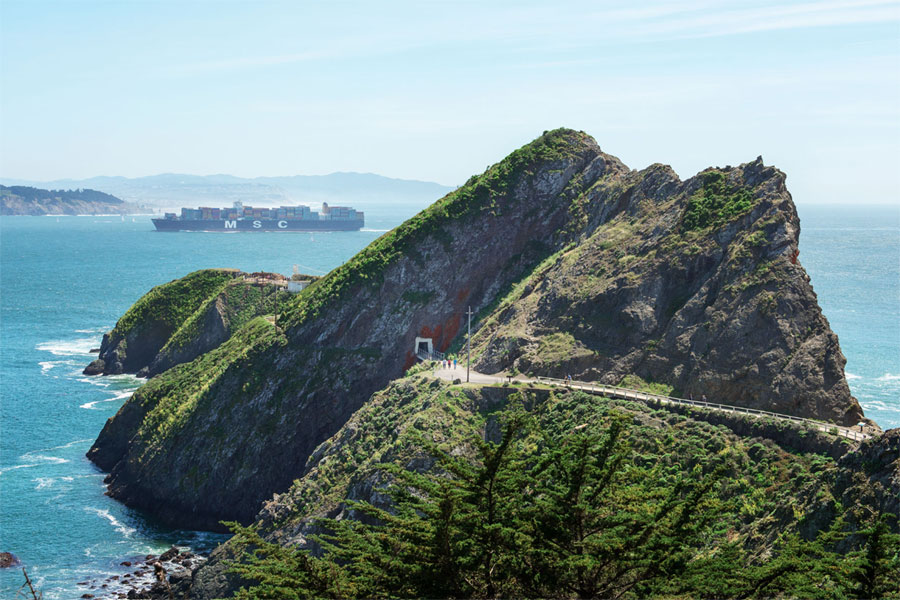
[532,375,870,442]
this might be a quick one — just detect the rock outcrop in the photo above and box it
[0,552,21,568]
[86,129,868,535]
[470,158,867,426]
[83,269,281,377]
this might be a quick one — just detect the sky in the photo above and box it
[1,0,898,204]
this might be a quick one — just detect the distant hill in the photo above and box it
[0,185,144,216]
[0,172,455,211]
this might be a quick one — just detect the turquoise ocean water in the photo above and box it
[1,203,898,598]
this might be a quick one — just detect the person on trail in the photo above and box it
[702,394,707,403]
[453,359,457,369]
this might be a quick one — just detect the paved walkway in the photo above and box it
[428,364,873,443]
[430,364,508,385]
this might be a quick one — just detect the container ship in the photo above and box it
[152,201,364,232]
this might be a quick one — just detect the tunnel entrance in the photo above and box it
[415,337,433,357]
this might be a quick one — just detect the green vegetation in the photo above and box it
[110,269,235,339]
[682,170,756,231]
[618,374,674,396]
[536,331,585,365]
[759,291,778,316]
[725,259,780,295]
[279,129,589,329]
[133,318,285,450]
[223,379,900,599]
[161,280,278,352]
[746,229,768,247]
[449,241,580,361]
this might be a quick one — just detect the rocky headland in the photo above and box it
[82,129,895,598]
[83,269,288,378]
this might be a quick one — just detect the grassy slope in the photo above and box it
[110,269,235,341]
[131,317,286,455]
[158,279,279,353]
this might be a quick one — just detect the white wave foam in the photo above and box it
[76,376,111,388]
[80,391,133,410]
[861,400,893,411]
[34,477,55,489]
[104,373,144,385]
[84,507,136,538]
[39,359,81,375]
[25,454,69,465]
[0,463,39,476]
[36,337,99,356]
[49,438,93,450]
[845,372,861,380]
[79,399,115,410]
[75,326,110,334]
[21,438,93,458]
[876,373,900,382]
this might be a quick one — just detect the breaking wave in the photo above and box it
[36,338,98,356]
[80,390,134,410]
[84,507,136,538]
[39,359,81,374]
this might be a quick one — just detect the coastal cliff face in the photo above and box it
[469,159,864,425]
[86,129,866,534]
[83,269,281,378]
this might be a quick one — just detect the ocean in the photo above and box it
[1,203,898,598]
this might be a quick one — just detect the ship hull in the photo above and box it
[152,218,363,232]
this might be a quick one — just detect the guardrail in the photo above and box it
[416,349,446,362]
[533,376,871,442]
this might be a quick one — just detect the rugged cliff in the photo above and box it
[468,159,864,425]
[84,269,282,377]
[87,129,867,534]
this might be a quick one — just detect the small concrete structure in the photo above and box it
[288,280,311,293]
[415,337,433,356]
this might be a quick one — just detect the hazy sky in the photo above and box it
[1,0,898,204]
